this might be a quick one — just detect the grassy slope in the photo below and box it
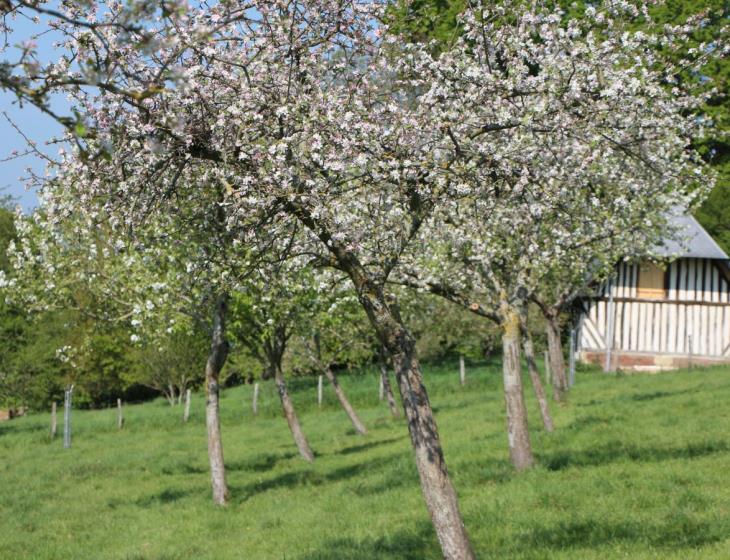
[2,361,730,559]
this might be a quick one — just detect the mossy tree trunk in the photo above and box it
[545,311,568,403]
[286,200,474,559]
[500,304,535,471]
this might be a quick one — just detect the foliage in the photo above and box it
[0,202,15,273]
[399,290,499,361]
[2,363,730,558]
[394,1,712,343]
[386,0,465,52]
[124,326,209,405]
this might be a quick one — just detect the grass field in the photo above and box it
[2,360,730,559]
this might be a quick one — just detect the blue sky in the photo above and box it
[1,9,66,212]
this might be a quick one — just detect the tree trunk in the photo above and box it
[274,366,315,462]
[362,294,474,559]
[545,313,568,403]
[323,366,367,435]
[521,326,554,433]
[205,295,230,506]
[285,203,473,558]
[459,355,466,386]
[501,307,534,471]
[378,348,401,419]
[165,385,176,406]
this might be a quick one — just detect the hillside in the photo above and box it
[2,362,730,559]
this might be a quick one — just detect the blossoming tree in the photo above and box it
[391,1,715,470]
[4,178,278,506]
[1,0,720,556]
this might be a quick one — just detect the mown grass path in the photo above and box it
[2,361,730,559]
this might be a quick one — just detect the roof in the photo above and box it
[653,213,729,260]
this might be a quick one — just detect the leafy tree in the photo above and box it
[1,3,476,550]
[125,326,208,406]
[229,265,318,463]
[387,0,465,52]
[0,199,15,273]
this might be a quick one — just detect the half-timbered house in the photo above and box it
[577,214,730,371]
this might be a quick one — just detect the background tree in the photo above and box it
[125,325,208,406]
[297,284,378,435]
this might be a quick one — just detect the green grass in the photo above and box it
[2,360,730,559]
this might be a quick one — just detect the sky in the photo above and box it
[1,8,67,212]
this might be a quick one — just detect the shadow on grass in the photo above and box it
[336,436,405,456]
[160,463,207,475]
[231,453,410,503]
[0,419,48,439]
[577,387,700,408]
[298,523,438,560]
[540,440,729,471]
[519,515,724,551]
[116,487,197,508]
[226,451,297,472]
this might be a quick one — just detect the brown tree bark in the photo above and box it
[380,350,400,418]
[520,323,554,433]
[205,294,230,506]
[545,312,568,403]
[273,365,315,462]
[323,366,367,435]
[500,305,535,471]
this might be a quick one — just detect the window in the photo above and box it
[637,262,667,300]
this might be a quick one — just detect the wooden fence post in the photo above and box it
[688,335,693,370]
[50,401,57,439]
[252,383,259,416]
[317,375,323,408]
[117,398,124,430]
[63,385,74,449]
[459,355,466,386]
[569,327,576,387]
[183,389,191,422]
